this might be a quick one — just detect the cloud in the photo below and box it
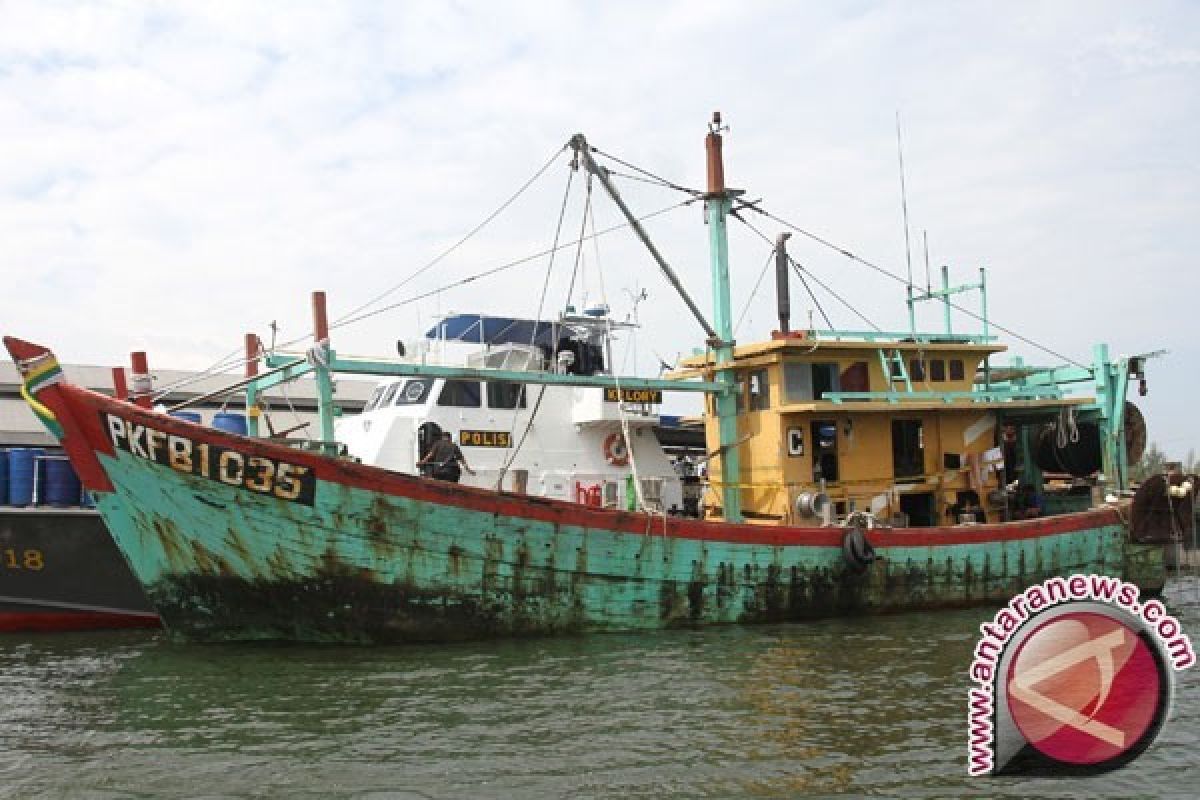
[1,0,1197,453]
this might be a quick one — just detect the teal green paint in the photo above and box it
[90,419,1159,644]
[314,346,336,445]
[707,193,741,523]
[813,330,995,343]
[253,359,314,392]
[904,266,989,340]
[821,387,1064,404]
[245,383,259,438]
[260,354,725,395]
[941,265,952,333]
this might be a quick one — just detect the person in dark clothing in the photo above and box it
[417,432,475,483]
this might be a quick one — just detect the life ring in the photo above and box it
[841,524,876,572]
[603,432,629,467]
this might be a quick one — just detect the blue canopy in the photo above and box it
[426,314,559,347]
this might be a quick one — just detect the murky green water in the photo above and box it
[2,578,1198,799]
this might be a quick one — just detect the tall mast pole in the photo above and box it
[705,112,742,523]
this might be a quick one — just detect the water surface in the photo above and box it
[2,578,1198,798]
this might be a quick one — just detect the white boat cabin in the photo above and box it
[336,312,684,512]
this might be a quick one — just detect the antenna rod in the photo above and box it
[923,229,931,292]
[775,232,792,333]
[896,112,915,334]
[569,134,718,341]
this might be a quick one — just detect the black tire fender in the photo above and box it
[842,525,877,572]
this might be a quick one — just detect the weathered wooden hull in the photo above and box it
[0,507,159,633]
[16,349,1165,644]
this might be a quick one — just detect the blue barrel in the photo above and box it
[212,412,248,436]
[0,448,8,506]
[7,448,44,506]
[170,411,203,424]
[43,457,82,507]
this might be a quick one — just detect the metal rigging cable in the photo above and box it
[731,212,859,331]
[745,205,1090,370]
[734,247,779,336]
[496,161,578,484]
[586,145,702,197]
[333,143,570,327]
[322,201,693,332]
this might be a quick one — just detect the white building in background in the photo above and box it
[0,362,375,447]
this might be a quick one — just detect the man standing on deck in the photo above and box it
[417,431,475,483]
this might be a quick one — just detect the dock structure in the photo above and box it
[1,361,376,448]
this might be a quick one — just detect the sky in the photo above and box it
[2,1,1198,458]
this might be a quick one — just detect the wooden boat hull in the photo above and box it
[0,507,159,633]
[9,348,1162,643]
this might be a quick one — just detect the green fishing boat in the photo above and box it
[4,115,1172,643]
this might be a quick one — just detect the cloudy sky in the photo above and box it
[2,1,1197,457]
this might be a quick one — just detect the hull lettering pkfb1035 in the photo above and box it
[102,413,316,505]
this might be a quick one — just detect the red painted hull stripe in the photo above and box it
[0,611,160,633]
[51,383,1125,548]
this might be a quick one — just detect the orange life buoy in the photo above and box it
[603,432,629,467]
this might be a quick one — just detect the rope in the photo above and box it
[496,165,577,487]
[563,175,594,308]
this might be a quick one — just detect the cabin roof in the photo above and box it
[426,314,558,347]
[678,333,1006,368]
[774,396,1089,414]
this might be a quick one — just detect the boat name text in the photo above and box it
[102,413,316,506]
[603,388,662,404]
[459,429,512,448]
[3,548,44,571]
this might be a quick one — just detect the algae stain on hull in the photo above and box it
[95,447,1161,645]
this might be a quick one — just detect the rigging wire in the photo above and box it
[141,198,692,405]
[496,163,577,485]
[333,143,569,327]
[745,204,1090,370]
[586,145,702,197]
[329,200,691,332]
[147,344,247,402]
[734,247,779,336]
[563,174,594,310]
[732,212,871,332]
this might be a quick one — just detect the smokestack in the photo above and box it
[775,232,792,334]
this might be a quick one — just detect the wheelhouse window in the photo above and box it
[364,385,386,412]
[949,359,965,381]
[394,379,432,405]
[487,381,527,409]
[840,362,869,393]
[378,382,402,408]
[929,359,946,382]
[812,363,839,400]
[909,359,926,381]
[437,380,481,408]
[783,362,812,403]
[748,369,770,411]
